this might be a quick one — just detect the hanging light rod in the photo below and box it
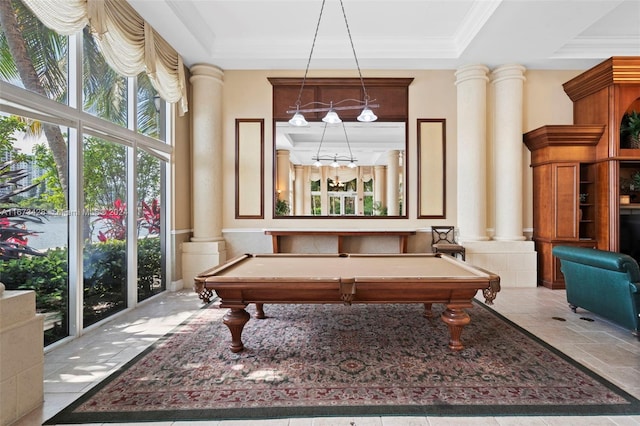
[312,122,357,168]
[288,0,379,127]
[312,154,358,168]
[286,100,379,115]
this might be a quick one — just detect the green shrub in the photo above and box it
[137,236,162,301]
[0,237,162,343]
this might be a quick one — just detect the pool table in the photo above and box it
[194,253,500,352]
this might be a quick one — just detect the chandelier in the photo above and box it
[312,122,357,168]
[287,0,379,127]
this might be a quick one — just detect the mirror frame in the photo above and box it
[269,77,413,219]
[235,118,264,219]
[417,118,446,219]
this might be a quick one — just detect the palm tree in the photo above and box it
[0,0,69,206]
[0,0,159,205]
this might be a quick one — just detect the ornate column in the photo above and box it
[386,150,400,216]
[303,166,312,215]
[357,167,364,215]
[182,64,226,288]
[275,150,291,209]
[455,65,490,241]
[320,167,329,215]
[374,165,387,214]
[294,164,304,215]
[492,64,527,241]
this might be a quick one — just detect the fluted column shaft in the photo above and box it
[492,64,527,241]
[455,65,490,241]
[189,64,224,242]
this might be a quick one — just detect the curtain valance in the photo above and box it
[23,0,188,115]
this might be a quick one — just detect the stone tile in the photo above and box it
[539,416,618,425]
[494,417,548,425]
[380,416,428,425]
[426,417,499,425]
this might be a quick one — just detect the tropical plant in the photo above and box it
[275,198,290,216]
[96,198,126,242]
[373,201,388,216]
[0,160,45,259]
[621,111,640,149]
[0,116,44,259]
[137,236,162,301]
[31,142,66,209]
[0,246,68,344]
[139,199,160,235]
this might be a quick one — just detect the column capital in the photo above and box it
[454,64,490,85]
[189,63,224,84]
[491,64,527,84]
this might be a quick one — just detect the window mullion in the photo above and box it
[67,32,83,335]
[127,77,138,308]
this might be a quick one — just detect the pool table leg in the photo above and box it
[423,303,433,318]
[223,307,251,353]
[254,303,265,319]
[440,304,471,351]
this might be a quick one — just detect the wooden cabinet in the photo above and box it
[562,57,640,253]
[525,57,640,289]
[524,126,603,288]
[579,164,596,240]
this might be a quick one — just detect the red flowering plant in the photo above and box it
[95,198,126,242]
[139,199,160,235]
[0,160,44,260]
[94,198,160,242]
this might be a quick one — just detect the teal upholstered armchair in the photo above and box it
[552,245,640,337]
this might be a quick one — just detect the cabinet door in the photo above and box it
[553,163,579,239]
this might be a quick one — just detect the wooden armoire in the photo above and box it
[524,57,640,289]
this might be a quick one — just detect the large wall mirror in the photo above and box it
[274,120,407,217]
[269,77,413,218]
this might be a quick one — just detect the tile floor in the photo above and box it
[12,286,640,426]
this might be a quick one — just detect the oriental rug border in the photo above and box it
[45,300,640,424]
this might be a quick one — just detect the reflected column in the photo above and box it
[386,150,400,216]
[276,150,291,212]
[357,166,364,215]
[374,165,387,214]
[294,164,304,215]
[321,167,329,215]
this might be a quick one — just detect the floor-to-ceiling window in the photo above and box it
[0,1,171,346]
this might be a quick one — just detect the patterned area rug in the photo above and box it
[45,301,640,423]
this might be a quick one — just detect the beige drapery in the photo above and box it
[22,0,188,115]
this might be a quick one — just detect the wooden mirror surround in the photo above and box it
[269,77,413,218]
[235,119,264,218]
[417,119,446,218]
